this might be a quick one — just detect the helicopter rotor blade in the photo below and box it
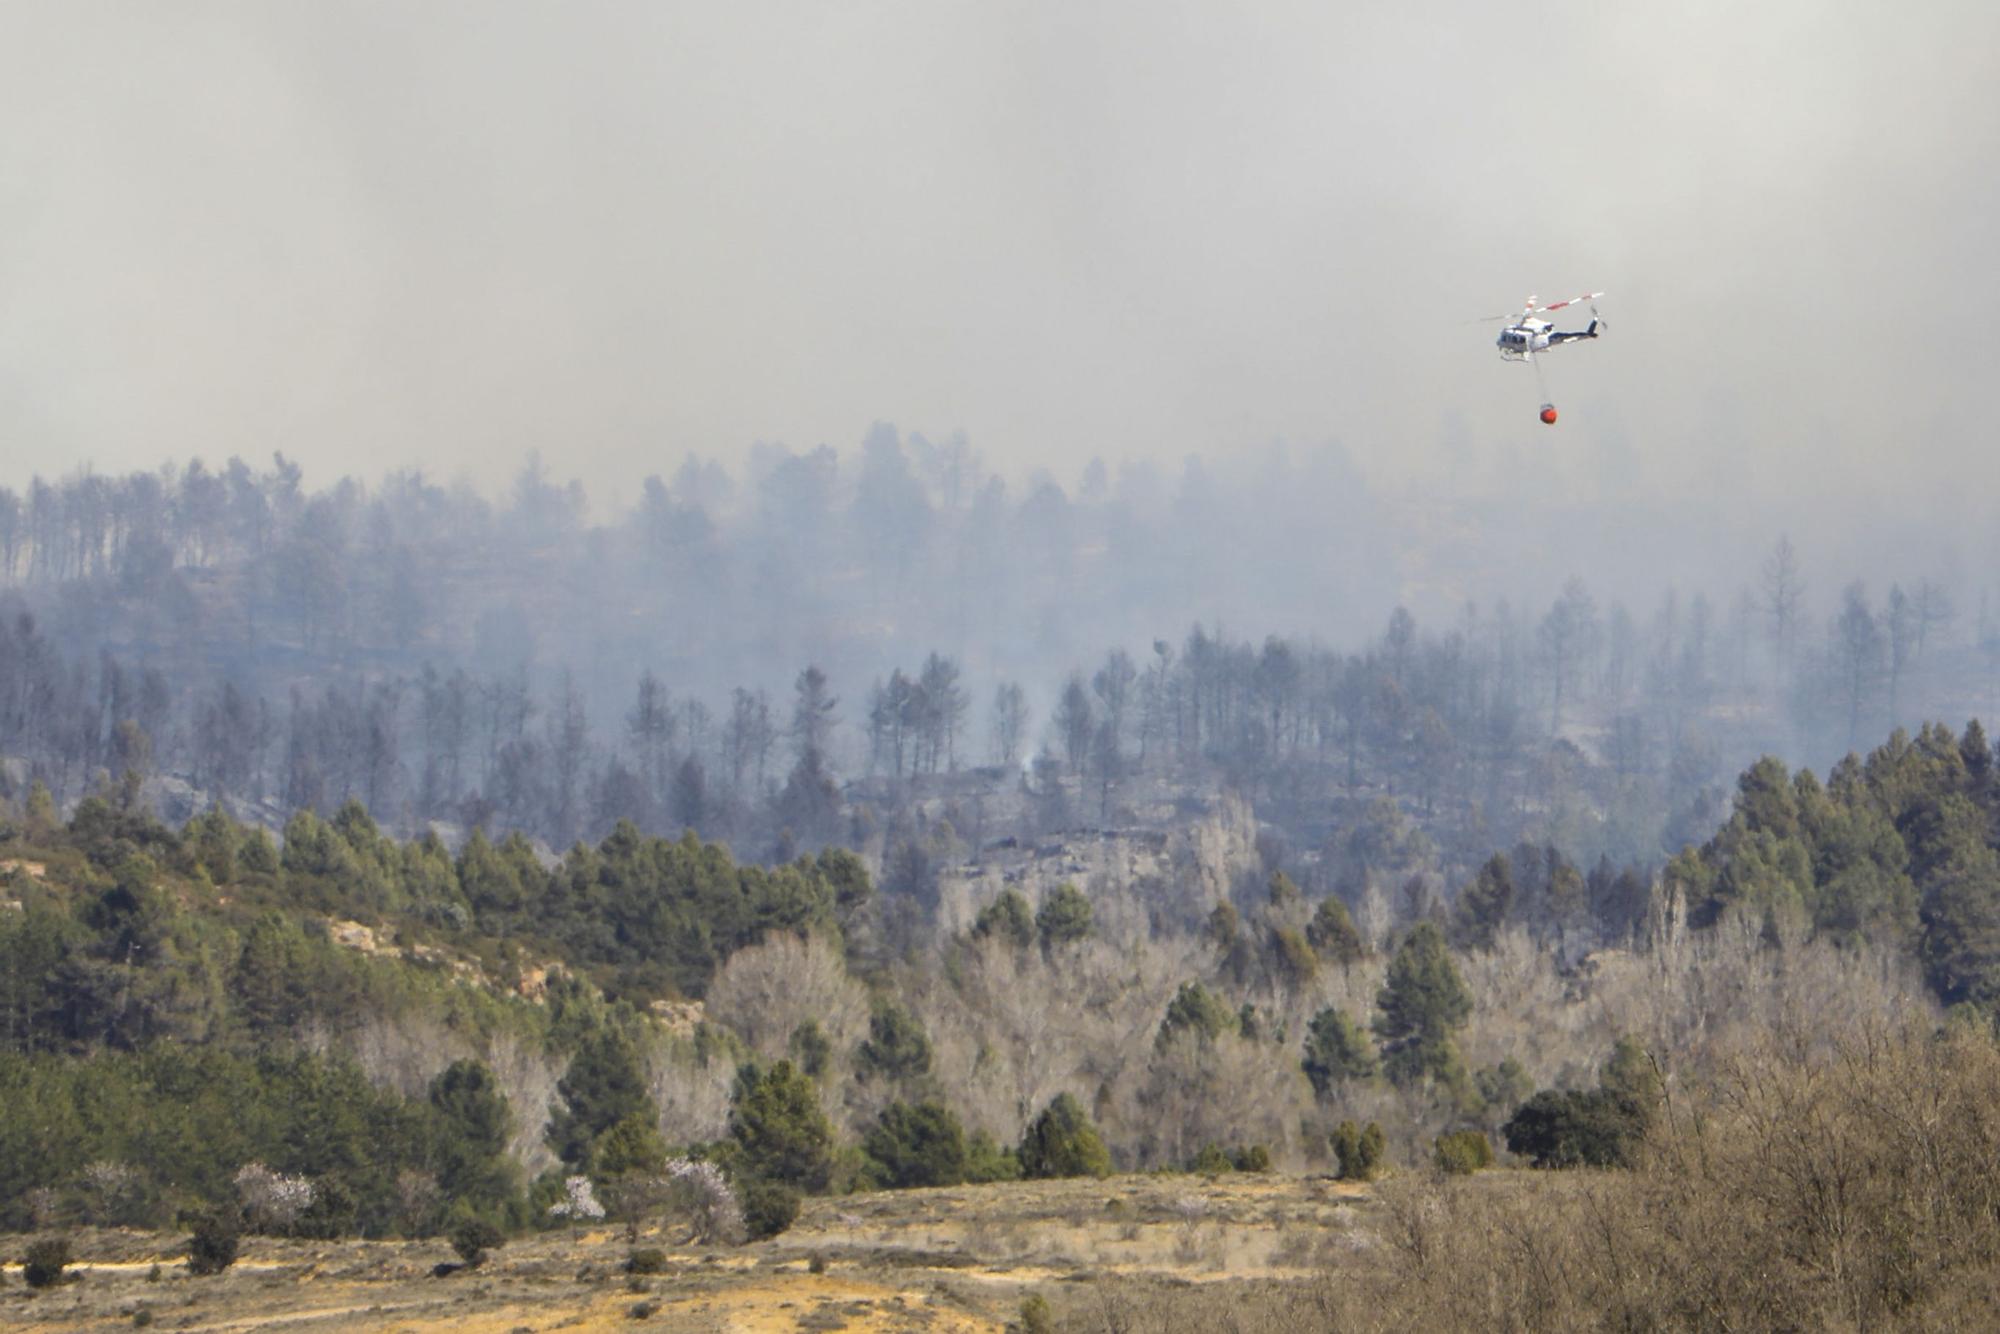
[1535,291,1603,314]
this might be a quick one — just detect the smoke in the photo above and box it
[2,2,1995,581]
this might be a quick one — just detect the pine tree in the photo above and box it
[428,1059,518,1210]
[972,890,1036,949]
[1157,981,1237,1049]
[1017,1093,1112,1179]
[856,1001,932,1084]
[1452,853,1515,951]
[728,1060,834,1194]
[1307,895,1366,964]
[548,1030,656,1172]
[1036,883,1094,949]
[1373,921,1473,1086]
[1302,1007,1378,1097]
[862,1100,970,1189]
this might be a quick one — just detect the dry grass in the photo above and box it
[14,1020,1996,1334]
[0,1173,1365,1333]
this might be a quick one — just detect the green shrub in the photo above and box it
[737,1177,801,1241]
[450,1218,504,1269]
[1036,883,1094,949]
[1018,1093,1113,1180]
[1502,1089,1642,1168]
[1433,1130,1494,1175]
[23,1237,72,1289]
[1231,1144,1272,1173]
[964,1130,1022,1183]
[624,1247,667,1275]
[186,1211,240,1276]
[972,890,1036,950]
[1189,1143,1234,1176]
[1332,1120,1386,1181]
[1020,1292,1056,1334]
[863,1100,970,1189]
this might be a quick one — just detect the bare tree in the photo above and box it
[1763,535,1807,680]
[991,681,1029,768]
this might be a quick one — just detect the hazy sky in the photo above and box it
[2,1,1996,525]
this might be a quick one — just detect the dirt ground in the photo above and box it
[0,1173,1378,1332]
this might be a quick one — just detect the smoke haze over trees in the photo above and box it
[0,441,1994,876]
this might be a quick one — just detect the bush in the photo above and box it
[1434,1130,1494,1175]
[23,1237,71,1289]
[1018,1093,1113,1180]
[450,1218,504,1269]
[186,1212,240,1276]
[1332,1120,1387,1181]
[625,1247,667,1275]
[728,1061,834,1194]
[1189,1143,1234,1176]
[1502,1090,1640,1168]
[863,1100,970,1189]
[1232,1144,1272,1173]
[964,1131,1022,1183]
[737,1176,801,1241]
[1019,1292,1056,1334]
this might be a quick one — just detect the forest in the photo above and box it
[3,713,1999,1247]
[5,446,2000,1326]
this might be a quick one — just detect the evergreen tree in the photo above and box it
[548,1030,656,1172]
[1302,1007,1378,1097]
[1920,843,2000,1011]
[1035,882,1093,950]
[428,1060,518,1213]
[1373,921,1473,1086]
[856,1000,932,1085]
[728,1060,833,1194]
[1452,853,1515,951]
[1157,980,1237,1049]
[972,890,1036,949]
[862,1100,969,1189]
[1017,1092,1112,1179]
[1307,894,1366,964]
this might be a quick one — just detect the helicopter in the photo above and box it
[1482,292,1604,423]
